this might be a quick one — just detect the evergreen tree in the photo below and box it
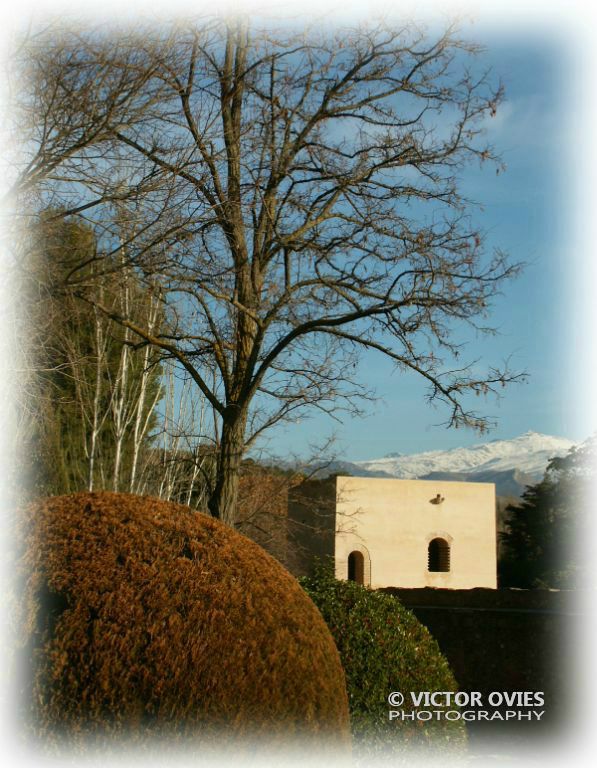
[499,438,594,589]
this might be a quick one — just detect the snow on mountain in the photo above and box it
[351,431,575,485]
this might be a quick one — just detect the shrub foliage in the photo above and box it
[17,492,350,749]
[300,565,466,756]
[500,437,594,588]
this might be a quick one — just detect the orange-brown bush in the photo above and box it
[17,492,350,750]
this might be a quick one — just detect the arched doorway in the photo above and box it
[348,550,365,584]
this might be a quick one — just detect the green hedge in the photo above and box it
[300,565,467,758]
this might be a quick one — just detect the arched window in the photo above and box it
[428,538,450,572]
[348,550,365,584]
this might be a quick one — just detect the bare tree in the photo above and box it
[19,18,523,524]
[5,25,174,212]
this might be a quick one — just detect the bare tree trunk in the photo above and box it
[88,303,106,491]
[111,342,129,491]
[110,242,132,491]
[185,452,201,507]
[129,292,160,493]
[208,412,247,524]
[157,364,175,500]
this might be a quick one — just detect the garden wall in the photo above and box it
[379,587,582,750]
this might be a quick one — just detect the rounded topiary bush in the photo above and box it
[17,492,350,750]
[300,565,466,758]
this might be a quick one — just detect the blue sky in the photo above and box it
[259,29,591,462]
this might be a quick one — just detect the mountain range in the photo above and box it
[317,432,576,498]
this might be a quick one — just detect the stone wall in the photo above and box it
[380,587,580,750]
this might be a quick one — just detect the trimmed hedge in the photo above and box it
[17,492,350,750]
[300,566,467,757]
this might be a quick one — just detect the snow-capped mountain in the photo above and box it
[353,431,574,480]
[343,432,576,497]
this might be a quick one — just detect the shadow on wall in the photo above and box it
[287,478,337,578]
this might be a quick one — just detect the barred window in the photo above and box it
[428,538,450,572]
